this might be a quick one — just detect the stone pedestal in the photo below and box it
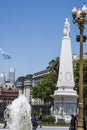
[53,88,77,122]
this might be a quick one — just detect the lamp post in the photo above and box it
[72,4,87,130]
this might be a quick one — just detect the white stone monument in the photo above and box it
[52,18,77,122]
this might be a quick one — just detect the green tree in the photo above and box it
[31,72,57,104]
[49,57,59,77]
[74,58,87,98]
[32,57,87,103]
[83,59,87,98]
[73,60,79,93]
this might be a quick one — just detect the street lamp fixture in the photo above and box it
[72,4,87,130]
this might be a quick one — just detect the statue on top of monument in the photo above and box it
[63,18,70,37]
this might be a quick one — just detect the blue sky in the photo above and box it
[0,0,87,80]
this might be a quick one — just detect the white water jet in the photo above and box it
[4,94,32,130]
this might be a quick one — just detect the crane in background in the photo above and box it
[0,48,11,59]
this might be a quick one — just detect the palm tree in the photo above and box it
[49,57,60,77]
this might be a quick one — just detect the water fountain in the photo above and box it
[4,94,32,130]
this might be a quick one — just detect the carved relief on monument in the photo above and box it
[65,72,72,81]
[59,72,63,81]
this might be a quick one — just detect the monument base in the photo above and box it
[51,88,77,123]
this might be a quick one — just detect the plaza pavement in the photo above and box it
[0,123,69,130]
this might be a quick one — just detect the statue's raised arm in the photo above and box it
[63,18,70,37]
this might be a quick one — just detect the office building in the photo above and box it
[0,72,5,86]
[8,67,15,84]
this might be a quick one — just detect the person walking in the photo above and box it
[38,113,42,128]
[32,114,38,130]
[69,114,76,130]
[83,117,86,130]
[3,120,7,128]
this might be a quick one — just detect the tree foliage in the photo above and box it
[32,72,57,104]
[74,58,87,98]
[32,57,87,103]
[49,57,60,77]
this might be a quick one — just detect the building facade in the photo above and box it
[16,75,32,103]
[16,67,51,115]
[32,67,50,87]
[16,67,50,102]
[0,85,19,121]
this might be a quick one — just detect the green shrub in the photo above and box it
[42,115,56,124]
[31,112,39,116]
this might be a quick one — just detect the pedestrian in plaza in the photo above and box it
[83,117,86,130]
[38,113,43,128]
[32,114,38,130]
[69,114,76,130]
[3,120,7,129]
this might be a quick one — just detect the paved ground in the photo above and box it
[37,126,69,130]
[0,123,69,130]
